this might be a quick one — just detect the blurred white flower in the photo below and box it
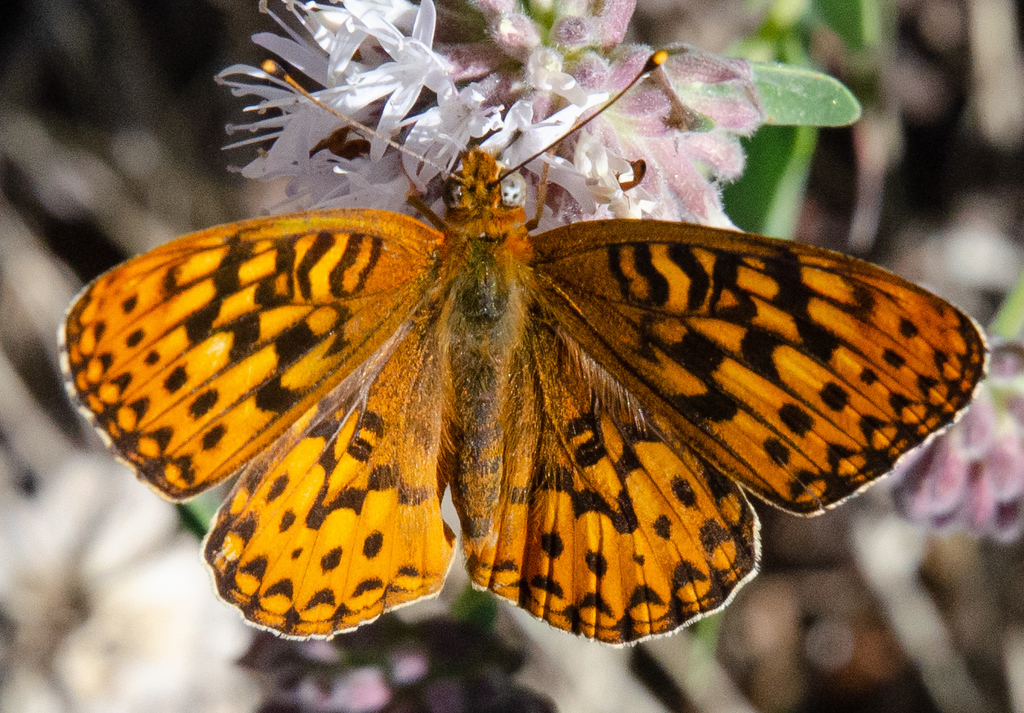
[526,47,590,107]
[219,0,764,226]
[0,454,255,713]
[573,131,657,218]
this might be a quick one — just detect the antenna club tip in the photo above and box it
[646,50,669,73]
[261,59,282,75]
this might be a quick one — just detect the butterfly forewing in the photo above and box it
[531,220,986,514]
[203,317,454,637]
[462,319,758,644]
[62,210,443,500]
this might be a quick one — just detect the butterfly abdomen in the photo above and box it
[439,245,528,542]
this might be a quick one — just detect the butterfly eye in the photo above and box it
[442,178,464,209]
[500,172,526,208]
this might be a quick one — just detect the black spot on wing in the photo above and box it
[275,322,320,367]
[129,398,149,420]
[296,231,336,300]
[883,349,906,369]
[254,375,296,414]
[629,585,664,608]
[239,556,267,580]
[352,578,383,596]
[201,424,225,450]
[164,365,187,394]
[585,551,607,577]
[279,510,296,532]
[531,575,564,598]
[741,327,783,383]
[151,426,173,451]
[674,391,738,424]
[671,560,708,590]
[189,389,218,418]
[671,478,697,507]
[184,302,221,345]
[321,547,343,572]
[363,531,384,559]
[540,532,564,558]
[764,437,790,465]
[889,392,911,414]
[699,521,729,553]
[779,403,814,436]
[820,382,849,412]
[126,329,145,347]
[304,588,336,610]
[228,313,262,362]
[266,475,289,503]
[264,578,294,599]
[665,330,724,382]
[653,515,671,538]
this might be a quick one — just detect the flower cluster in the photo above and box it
[219,0,764,227]
[893,339,1024,542]
[238,615,554,713]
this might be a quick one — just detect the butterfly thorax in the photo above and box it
[436,149,534,544]
[439,149,532,261]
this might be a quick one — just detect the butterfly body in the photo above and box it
[62,148,986,644]
[435,151,532,545]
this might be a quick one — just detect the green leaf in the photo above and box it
[814,0,880,51]
[751,62,861,126]
[690,611,724,653]
[176,491,221,538]
[990,270,1024,340]
[451,585,499,630]
[722,124,818,238]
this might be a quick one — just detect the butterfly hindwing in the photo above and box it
[531,220,986,514]
[204,317,455,637]
[61,210,443,500]
[462,319,758,645]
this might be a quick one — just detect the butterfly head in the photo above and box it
[442,149,528,236]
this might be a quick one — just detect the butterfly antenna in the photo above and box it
[496,49,668,182]
[261,59,447,176]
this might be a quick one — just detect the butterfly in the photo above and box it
[61,146,986,645]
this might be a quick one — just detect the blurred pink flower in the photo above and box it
[239,617,554,713]
[219,0,764,227]
[893,340,1024,542]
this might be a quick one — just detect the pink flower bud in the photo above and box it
[960,389,997,455]
[982,431,1024,500]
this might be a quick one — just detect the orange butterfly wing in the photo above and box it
[62,209,455,636]
[530,219,986,514]
[462,319,758,644]
[62,209,443,499]
[459,217,984,645]
[203,317,454,636]
[60,158,987,645]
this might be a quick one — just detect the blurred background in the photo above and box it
[1,0,1023,711]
